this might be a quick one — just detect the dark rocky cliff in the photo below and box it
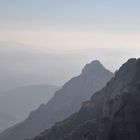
[97,58,140,140]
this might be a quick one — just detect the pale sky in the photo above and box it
[0,0,140,51]
[0,0,140,91]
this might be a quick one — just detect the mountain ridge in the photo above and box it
[32,58,140,140]
[0,85,59,132]
[0,60,113,140]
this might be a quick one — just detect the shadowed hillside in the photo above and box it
[0,85,59,132]
[32,58,140,140]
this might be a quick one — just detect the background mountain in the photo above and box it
[0,85,59,132]
[0,42,139,93]
[0,60,113,140]
[0,112,17,133]
[32,58,140,140]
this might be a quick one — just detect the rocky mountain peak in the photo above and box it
[82,60,107,75]
[30,58,140,140]
[0,60,113,140]
[97,58,140,140]
[114,58,139,82]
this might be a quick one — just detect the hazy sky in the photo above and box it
[0,1,140,91]
[0,0,140,51]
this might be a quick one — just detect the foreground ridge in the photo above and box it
[33,58,140,140]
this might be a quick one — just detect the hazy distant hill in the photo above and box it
[0,112,17,133]
[32,58,140,140]
[0,42,138,93]
[0,42,89,92]
[0,60,113,140]
[0,85,59,132]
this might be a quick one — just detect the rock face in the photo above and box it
[32,58,140,140]
[97,58,140,140]
[0,61,113,140]
[33,89,105,140]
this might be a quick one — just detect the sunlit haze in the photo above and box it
[0,0,140,51]
[0,0,140,87]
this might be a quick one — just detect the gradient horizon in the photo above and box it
[0,0,140,51]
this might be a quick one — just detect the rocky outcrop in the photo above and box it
[97,58,140,140]
[0,61,113,140]
[32,58,140,140]
[33,89,105,140]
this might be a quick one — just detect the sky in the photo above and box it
[0,0,140,96]
[0,0,140,51]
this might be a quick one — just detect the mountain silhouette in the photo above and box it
[0,85,58,132]
[0,60,113,140]
[32,58,140,140]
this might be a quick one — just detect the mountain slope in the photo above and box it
[0,112,17,133]
[0,60,113,140]
[33,88,105,140]
[32,58,140,140]
[97,58,140,140]
[0,85,59,132]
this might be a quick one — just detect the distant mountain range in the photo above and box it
[0,85,59,132]
[31,58,140,140]
[0,60,113,140]
[0,42,138,93]
[0,112,17,133]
